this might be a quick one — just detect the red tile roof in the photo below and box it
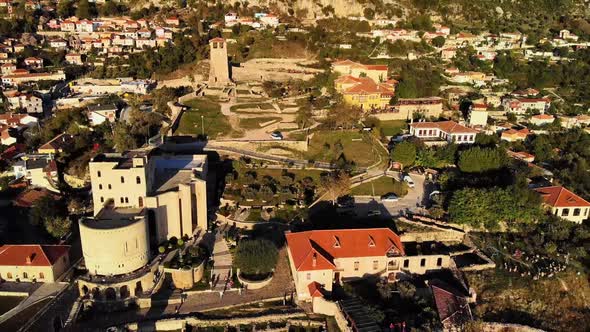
[410,121,478,134]
[13,187,61,208]
[532,114,554,120]
[0,244,69,267]
[210,37,225,43]
[286,228,404,272]
[534,186,590,207]
[431,283,472,326]
[307,281,324,298]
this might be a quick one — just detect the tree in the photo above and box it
[234,239,278,276]
[431,36,446,48]
[320,171,351,205]
[458,147,506,173]
[29,195,63,226]
[325,104,362,129]
[391,141,416,168]
[44,216,72,239]
[363,8,375,20]
[296,105,313,129]
[75,0,94,19]
[112,123,138,152]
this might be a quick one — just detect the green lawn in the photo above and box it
[351,176,407,196]
[175,98,231,138]
[239,117,281,129]
[305,130,382,167]
[378,120,407,137]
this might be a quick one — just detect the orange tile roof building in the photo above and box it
[534,186,590,223]
[500,128,530,142]
[285,228,451,300]
[409,120,478,144]
[0,244,70,282]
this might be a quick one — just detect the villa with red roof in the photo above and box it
[0,244,70,282]
[331,59,389,83]
[285,228,451,300]
[534,186,590,223]
[409,120,478,145]
[530,114,555,126]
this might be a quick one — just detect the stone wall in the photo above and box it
[210,139,309,152]
[237,269,274,290]
[311,297,352,332]
[165,261,205,290]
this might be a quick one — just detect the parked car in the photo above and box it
[403,175,415,188]
[381,193,399,202]
[270,131,283,140]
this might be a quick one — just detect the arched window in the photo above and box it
[97,171,101,178]
[99,184,103,190]
[120,176,125,184]
[136,176,141,184]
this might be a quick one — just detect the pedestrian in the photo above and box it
[175,306,179,314]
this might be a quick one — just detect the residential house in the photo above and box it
[60,19,77,32]
[332,60,388,83]
[500,128,530,142]
[441,48,457,60]
[76,19,95,33]
[38,133,74,154]
[534,186,590,223]
[24,57,43,69]
[560,115,590,129]
[13,156,59,191]
[224,12,238,24]
[336,76,394,110]
[87,103,117,125]
[431,282,473,331]
[1,63,16,75]
[0,125,15,145]
[65,53,83,65]
[260,14,279,27]
[2,71,66,86]
[165,17,180,27]
[49,38,68,49]
[13,187,61,208]
[396,97,444,120]
[0,244,70,283]
[530,114,555,126]
[468,103,488,127]
[502,97,550,114]
[409,121,478,144]
[285,228,452,301]
[0,112,38,129]
[507,150,535,163]
[3,91,43,114]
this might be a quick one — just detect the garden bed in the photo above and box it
[237,271,274,290]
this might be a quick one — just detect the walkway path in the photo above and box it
[211,226,232,292]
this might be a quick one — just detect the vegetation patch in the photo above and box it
[351,176,408,197]
[175,98,231,138]
[306,131,381,168]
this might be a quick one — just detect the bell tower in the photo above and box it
[208,38,231,85]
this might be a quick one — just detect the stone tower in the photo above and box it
[208,37,231,85]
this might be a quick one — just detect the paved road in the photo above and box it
[352,173,427,218]
[211,228,232,292]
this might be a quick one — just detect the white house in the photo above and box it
[87,103,117,126]
[409,120,478,144]
[502,97,550,114]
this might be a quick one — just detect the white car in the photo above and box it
[403,175,415,188]
[381,194,399,203]
[270,131,283,140]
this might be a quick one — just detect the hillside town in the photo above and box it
[0,1,589,332]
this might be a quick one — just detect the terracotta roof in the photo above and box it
[532,114,554,120]
[210,37,225,43]
[13,187,60,208]
[343,79,394,95]
[285,228,405,272]
[38,133,73,152]
[501,128,530,137]
[431,283,472,327]
[0,244,69,267]
[410,121,478,134]
[307,281,324,298]
[534,186,590,207]
[335,75,368,84]
[364,64,388,71]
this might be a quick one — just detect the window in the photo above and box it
[125,242,128,253]
[100,197,104,203]
[436,257,442,266]
[7,272,12,279]
[97,171,101,178]
[573,208,581,216]
[23,272,28,279]
[333,236,341,248]
[562,208,570,216]
[368,236,375,247]
[99,184,103,190]
[39,272,44,279]
[403,259,409,268]
[108,184,112,190]
[120,197,124,203]
[120,176,125,183]
[306,273,311,280]
[354,261,359,271]
[420,258,426,267]
[136,176,141,184]
[125,197,129,203]
[373,260,378,270]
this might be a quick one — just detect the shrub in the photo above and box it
[234,239,278,276]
